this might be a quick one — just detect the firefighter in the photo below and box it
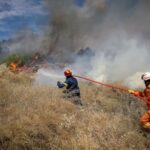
[57,69,82,105]
[140,110,150,131]
[129,72,150,131]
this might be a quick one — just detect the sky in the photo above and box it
[0,0,140,40]
[0,0,49,40]
[0,0,86,40]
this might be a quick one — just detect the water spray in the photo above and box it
[35,68,64,86]
[37,69,63,78]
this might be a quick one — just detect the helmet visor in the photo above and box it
[145,79,150,87]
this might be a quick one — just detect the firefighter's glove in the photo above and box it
[143,122,150,129]
[57,81,64,88]
[128,90,140,96]
[128,89,135,94]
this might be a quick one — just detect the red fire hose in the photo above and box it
[74,74,146,103]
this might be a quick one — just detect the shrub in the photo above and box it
[4,53,31,67]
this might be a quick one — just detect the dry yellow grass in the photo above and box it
[0,65,150,150]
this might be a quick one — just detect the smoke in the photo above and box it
[6,28,46,55]
[41,0,150,87]
[1,0,150,88]
[124,72,145,89]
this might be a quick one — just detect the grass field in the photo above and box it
[0,64,149,150]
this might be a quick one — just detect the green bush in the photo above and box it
[4,53,31,67]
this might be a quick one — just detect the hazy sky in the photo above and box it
[0,0,48,39]
[0,0,87,40]
[0,0,141,40]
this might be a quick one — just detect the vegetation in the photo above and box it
[0,65,149,150]
[4,53,31,67]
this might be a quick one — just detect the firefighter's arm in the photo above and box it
[57,81,68,88]
[128,89,143,97]
[128,90,135,94]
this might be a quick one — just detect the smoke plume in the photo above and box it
[7,28,46,54]
[2,0,150,88]
[39,0,150,88]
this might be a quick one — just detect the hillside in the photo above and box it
[0,65,149,150]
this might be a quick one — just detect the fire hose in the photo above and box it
[74,74,146,103]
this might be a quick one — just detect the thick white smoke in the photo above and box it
[38,0,150,88]
[7,28,46,55]
[87,34,150,81]
[124,72,145,89]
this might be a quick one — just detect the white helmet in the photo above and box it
[141,72,150,81]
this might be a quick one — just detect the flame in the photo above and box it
[10,63,17,71]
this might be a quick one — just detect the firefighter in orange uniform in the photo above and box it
[140,110,150,131]
[129,72,150,131]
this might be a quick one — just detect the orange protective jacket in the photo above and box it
[140,110,150,130]
[134,87,150,130]
[132,87,150,109]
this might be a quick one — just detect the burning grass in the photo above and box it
[0,65,150,149]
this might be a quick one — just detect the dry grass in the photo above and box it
[0,65,150,150]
